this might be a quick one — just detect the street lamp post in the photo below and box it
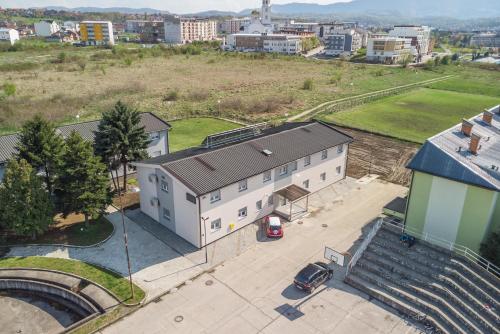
[117,185,134,300]
[201,216,209,264]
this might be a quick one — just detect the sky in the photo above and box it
[0,0,351,14]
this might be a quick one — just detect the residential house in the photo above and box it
[324,29,362,56]
[134,121,352,248]
[0,113,170,181]
[405,106,500,253]
[80,21,114,46]
[34,20,60,37]
[164,16,217,44]
[219,18,251,34]
[225,33,302,54]
[0,28,19,45]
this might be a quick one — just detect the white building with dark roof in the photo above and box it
[134,121,352,247]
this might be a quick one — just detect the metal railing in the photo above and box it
[345,216,500,278]
[345,218,384,276]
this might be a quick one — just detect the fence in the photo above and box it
[345,218,384,276]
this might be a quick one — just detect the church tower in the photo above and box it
[261,0,271,25]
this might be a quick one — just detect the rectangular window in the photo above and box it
[279,165,288,176]
[150,132,160,140]
[304,155,311,166]
[303,180,309,189]
[290,161,298,172]
[280,197,287,206]
[210,190,221,203]
[321,150,328,160]
[336,166,342,175]
[263,171,272,182]
[320,173,326,181]
[337,145,344,154]
[268,195,274,206]
[238,179,248,192]
[238,207,247,220]
[256,200,262,210]
[186,193,196,204]
[161,181,169,192]
[163,208,171,220]
[210,218,221,231]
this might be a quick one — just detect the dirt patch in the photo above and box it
[335,126,420,186]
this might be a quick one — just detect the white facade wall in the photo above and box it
[147,130,169,158]
[388,26,431,56]
[34,21,60,37]
[0,29,19,45]
[263,38,301,54]
[199,145,348,245]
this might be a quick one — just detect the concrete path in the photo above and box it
[6,213,203,300]
[100,179,423,334]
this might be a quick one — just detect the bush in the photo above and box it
[123,57,133,66]
[57,52,67,63]
[3,82,16,97]
[302,79,314,90]
[440,55,451,65]
[77,59,87,71]
[329,72,342,85]
[163,90,179,102]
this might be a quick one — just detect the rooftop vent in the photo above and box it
[469,133,481,155]
[461,119,473,137]
[262,149,273,156]
[483,110,493,125]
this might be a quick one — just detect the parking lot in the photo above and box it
[101,178,422,334]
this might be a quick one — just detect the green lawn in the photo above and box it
[322,88,499,143]
[427,77,500,98]
[1,217,114,247]
[169,117,242,152]
[0,256,145,304]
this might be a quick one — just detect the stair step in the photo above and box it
[350,267,465,334]
[359,257,497,334]
[381,225,500,297]
[372,233,500,311]
[363,251,500,332]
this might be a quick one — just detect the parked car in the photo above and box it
[294,262,333,293]
[265,216,283,238]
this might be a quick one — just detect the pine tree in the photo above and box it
[94,101,150,192]
[16,115,65,195]
[0,159,53,240]
[58,131,112,228]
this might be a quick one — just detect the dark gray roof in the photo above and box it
[142,121,353,195]
[408,106,500,191]
[0,113,170,163]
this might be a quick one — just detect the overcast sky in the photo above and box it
[0,0,351,14]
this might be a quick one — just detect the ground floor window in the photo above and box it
[336,166,342,175]
[238,207,247,220]
[211,218,221,231]
[256,200,262,210]
[268,195,274,206]
[303,180,310,189]
[320,172,326,181]
[163,208,171,220]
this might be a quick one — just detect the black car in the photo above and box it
[294,262,333,293]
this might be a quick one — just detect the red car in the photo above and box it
[265,216,283,238]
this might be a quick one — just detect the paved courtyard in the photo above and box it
[100,178,421,334]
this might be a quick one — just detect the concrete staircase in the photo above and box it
[345,224,500,334]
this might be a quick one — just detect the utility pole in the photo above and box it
[201,216,209,264]
[117,185,134,300]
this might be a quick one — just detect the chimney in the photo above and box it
[469,133,481,155]
[483,110,493,125]
[461,119,473,137]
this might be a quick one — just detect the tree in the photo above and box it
[480,230,500,267]
[58,131,112,228]
[94,101,150,192]
[0,159,53,240]
[399,51,413,68]
[16,115,65,195]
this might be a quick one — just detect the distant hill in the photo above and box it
[44,6,169,14]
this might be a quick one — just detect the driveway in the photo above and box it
[100,178,422,333]
[6,212,203,300]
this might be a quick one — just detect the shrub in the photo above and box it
[440,55,451,65]
[77,59,87,71]
[302,79,314,90]
[373,69,384,77]
[329,72,342,85]
[57,52,67,63]
[163,90,179,102]
[3,82,16,97]
[123,57,133,66]
[0,62,39,72]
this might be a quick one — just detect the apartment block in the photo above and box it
[470,33,500,48]
[324,29,362,56]
[34,20,60,37]
[80,21,115,46]
[134,121,352,247]
[219,18,251,34]
[367,37,411,64]
[164,17,217,44]
[388,25,431,61]
[225,33,303,54]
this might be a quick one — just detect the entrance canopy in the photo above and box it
[275,184,310,203]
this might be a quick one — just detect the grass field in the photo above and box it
[0,45,449,135]
[0,256,145,304]
[322,88,499,143]
[168,117,242,152]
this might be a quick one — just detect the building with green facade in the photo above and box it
[405,106,500,253]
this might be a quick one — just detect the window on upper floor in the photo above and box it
[238,179,248,192]
[256,200,262,210]
[161,181,169,193]
[337,145,344,154]
[263,171,272,183]
[290,161,298,172]
[336,166,342,175]
[303,180,310,189]
[238,207,247,220]
[321,150,328,160]
[211,218,221,231]
[279,165,288,176]
[186,193,196,204]
[268,195,274,206]
[150,132,160,140]
[304,155,311,166]
[210,190,221,203]
[320,172,326,181]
